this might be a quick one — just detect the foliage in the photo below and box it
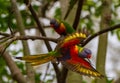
[0,57,11,83]
[54,7,62,19]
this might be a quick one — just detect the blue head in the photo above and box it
[78,48,92,58]
[50,19,60,29]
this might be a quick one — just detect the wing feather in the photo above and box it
[61,60,104,78]
[59,33,86,48]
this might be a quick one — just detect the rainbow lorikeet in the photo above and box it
[16,32,104,78]
[56,33,103,77]
[16,33,87,65]
[50,19,75,36]
[58,45,102,77]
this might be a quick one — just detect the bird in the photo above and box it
[59,45,103,78]
[50,19,90,36]
[16,32,104,78]
[50,19,75,36]
[16,32,86,66]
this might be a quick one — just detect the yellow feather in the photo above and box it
[29,56,54,66]
[76,33,80,37]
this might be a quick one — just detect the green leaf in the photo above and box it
[35,73,41,83]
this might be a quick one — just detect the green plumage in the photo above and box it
[50,19,75,35]
[62,21,75,34]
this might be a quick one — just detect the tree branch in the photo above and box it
[11,35,58,43]
[0,35,58,55]
[82,23,120,46]
[1,51,26,83]
[0,36,13,44]
[61,67,68,83]
[64,0,78,20]
[24,0,52,51]
[10,0,35,83]
[0,32,10,37]
[24,1,61,82]
[0,24,120,53]
[72,0,84,30]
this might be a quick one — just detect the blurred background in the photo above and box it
[0,0,120,83]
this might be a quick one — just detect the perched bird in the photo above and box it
[50,19,90,37]
[16,32,104,78]
[50,19,75,36]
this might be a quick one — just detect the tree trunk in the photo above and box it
[96,0,111,83]
[2,52,26,83]
[66,71,82,83]
[10,0,35,83]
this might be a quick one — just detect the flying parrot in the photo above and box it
[16,32,86,66]
[58,45,103,77]
[16,32,104,78]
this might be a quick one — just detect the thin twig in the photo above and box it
[14,35,58,43]
[82,24,120,46]
[0,36,14,55]
[0,35,58,56]
[0,42,11,55]
[0,38,14,56]
[64,0,78,20]
[24,0,52,51]
[0,32,10,37]
[8,26,14,35]
[0,36,12,43]
[42,64,50,82]
[24,1,61,82]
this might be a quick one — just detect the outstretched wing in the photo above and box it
[59,33,86,48]
[61,59,104,78]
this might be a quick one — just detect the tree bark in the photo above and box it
[10,0,35,83]
[2,51,26,83]
[66,71,82,83]
[96,0,111,83]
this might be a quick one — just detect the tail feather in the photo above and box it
[30,56,54,66]
[16,54,55,66]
